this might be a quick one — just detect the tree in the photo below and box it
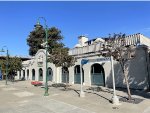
[27,23,76,86]
[49,47,75,67]
[27,24,63,56]
[27,23,75,66]
[102,33,136,101]
[0,56,22,81]
[49,47,76,89]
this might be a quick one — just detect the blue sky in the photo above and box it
[0,1,150,56]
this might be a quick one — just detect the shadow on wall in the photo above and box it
[106,48,150,98]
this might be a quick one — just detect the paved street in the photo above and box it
[0,80,150,113]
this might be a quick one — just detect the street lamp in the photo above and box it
[0,46,9,85]
[36,17,49,96]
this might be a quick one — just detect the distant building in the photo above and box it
[17,33,150,90]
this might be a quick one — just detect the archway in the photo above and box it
[74,65,84,84]
[32,69,35,80]
[39,68,43,81]
[23,70,25,79]
[27,69,29,80]
[19,71,21,79]
[91,63,105,86]
[47,67,53,81]
[62,67,69,83]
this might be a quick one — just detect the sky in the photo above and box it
[0,1,150,56]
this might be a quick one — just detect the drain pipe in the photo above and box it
[145,47,150,90]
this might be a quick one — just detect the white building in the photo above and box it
[17,33,150,90]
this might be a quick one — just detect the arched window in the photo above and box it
[27,69,29,80]
[19,71,21,79]
[62,67,69,83]
[74,65,84,84]
[39,68,43,81]
[91,63,105,86]
[23,70,25,79]
[47,67,53,81]
[32,69,35,80]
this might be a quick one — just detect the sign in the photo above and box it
[81,59,89,65]
[81,57,111,65]
[88,57,111,63]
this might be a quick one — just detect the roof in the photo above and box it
[0,56,31,61]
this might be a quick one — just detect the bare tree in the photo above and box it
[102,33,136,100]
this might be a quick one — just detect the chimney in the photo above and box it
[78,35,88,47]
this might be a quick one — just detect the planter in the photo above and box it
[31,81,43,86]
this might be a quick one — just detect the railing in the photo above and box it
[69,34,142,56]
[69,43,103,56]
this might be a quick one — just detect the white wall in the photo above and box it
[17,47,149,90]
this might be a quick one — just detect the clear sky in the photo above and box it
[0,1,150,56]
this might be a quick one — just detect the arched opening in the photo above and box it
[47,67,53,81]
[27,69,29,80]
[23,70,25,79]
[32,69,35,80]
[19,71,21,79]
[0,66,2,80]
[91,63,105,86]
[74,65,84,84]
[62,67,69,83]
[39,68,43,81]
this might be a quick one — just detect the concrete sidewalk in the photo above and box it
[0,80,150,113]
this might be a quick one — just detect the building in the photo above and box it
[17,33,150,90]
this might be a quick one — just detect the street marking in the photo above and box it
[13,91,34,97]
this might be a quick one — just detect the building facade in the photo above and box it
[17,33,150,90]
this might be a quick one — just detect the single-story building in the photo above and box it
[17,33,150,90]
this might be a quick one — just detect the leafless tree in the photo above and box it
[102,33,136,100]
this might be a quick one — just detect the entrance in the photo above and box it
[27,69,29,80]
[62,67,69,83]
[74,65,84,84]
[32,69,35,80]
[47,67,53,81]
[39,68,43,81]
[91,63,105,86]
[23,70,25,79]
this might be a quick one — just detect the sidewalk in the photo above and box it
[0,80,150,113]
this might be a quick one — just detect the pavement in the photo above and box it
[0,80,150,113]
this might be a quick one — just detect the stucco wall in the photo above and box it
[17,49,59,84]
[105,47,149,90]
[17,47,149,90]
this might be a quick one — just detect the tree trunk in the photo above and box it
[124,66,132,100]
[120,61,132,101]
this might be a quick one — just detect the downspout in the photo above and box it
[145,47,150,90]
